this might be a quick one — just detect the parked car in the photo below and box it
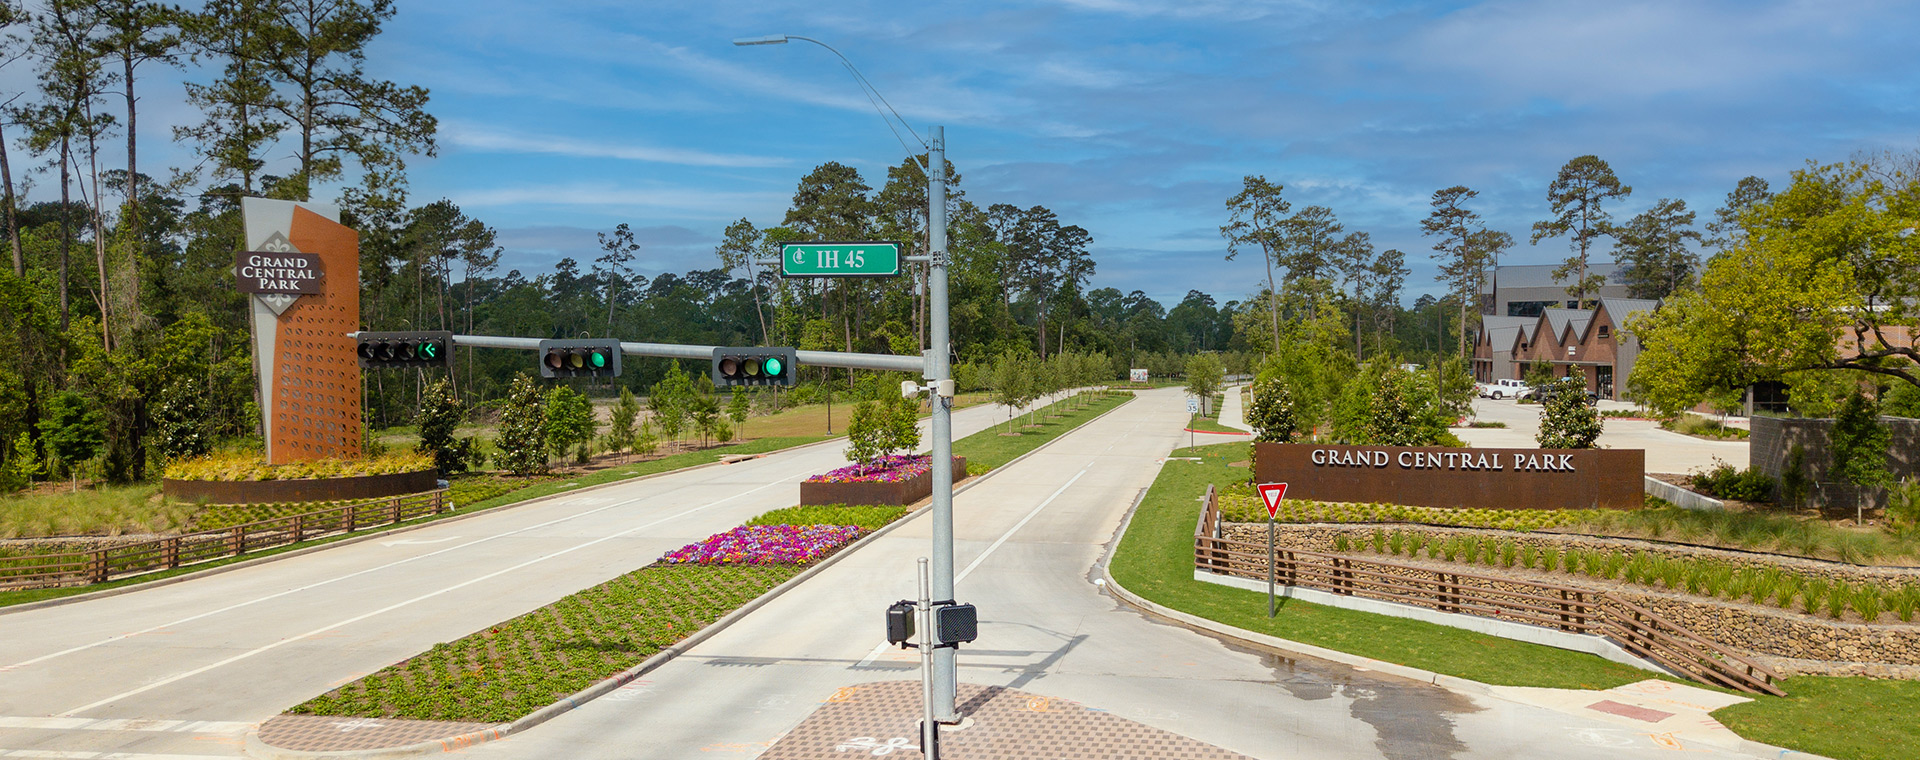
[1534,384,1599,406]
[1476,378,1532,400]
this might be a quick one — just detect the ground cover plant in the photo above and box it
[806,454,933,483]
[661,524,866,566]
[289,498,915,723]
[1662,413,1750,440]
[164,450,434,481]
[1216,486,1920,565]
[746,504,906,531]
[1333,527,1920,623]
[1112,440,1909,760]
[290,563,801,723]
[952,391,1132,474]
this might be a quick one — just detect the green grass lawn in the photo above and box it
[1185,415,1245,434]
[1109,440,1653,690]
[954,391,1132,472]
[1109,439,1908,760]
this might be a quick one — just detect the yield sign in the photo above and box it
[1257,482,1289,518]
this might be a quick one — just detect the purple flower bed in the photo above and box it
[660,524,867,566]
[806,454,931,484]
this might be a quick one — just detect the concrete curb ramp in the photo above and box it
[244,394,1137,759]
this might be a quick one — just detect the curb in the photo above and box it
[1093,483,1837,760]
[244,392,1137,759]
[1,437,853,617]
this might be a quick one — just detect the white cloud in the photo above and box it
[452,183,787,218]
[442,122,793,168]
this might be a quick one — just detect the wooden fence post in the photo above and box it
[90,550,108,583]
[390,496,402,525]
[346,502,358,532]
[293,513,305,543]
[229,526,244,557]
[165,537,180,569]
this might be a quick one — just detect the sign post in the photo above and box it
[1257,482,1289,618]
[1187,397,1199,448]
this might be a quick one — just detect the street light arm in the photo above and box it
[734,33,926,152]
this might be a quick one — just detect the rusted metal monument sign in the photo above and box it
[239,197,362,465]
[1253,442,1644,510]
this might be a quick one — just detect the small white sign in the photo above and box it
[1187,398,1200,414]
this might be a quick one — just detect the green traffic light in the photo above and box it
[763,356,784,376]
[420,342,439,360]
[591,351,606,368]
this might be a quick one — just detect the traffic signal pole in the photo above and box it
[440,335,922,374]
[924,126,959,723]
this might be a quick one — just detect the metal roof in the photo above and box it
[1480,262,1625,294]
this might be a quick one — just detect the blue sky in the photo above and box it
[19,0,1920,307]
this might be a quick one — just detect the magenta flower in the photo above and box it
[806,455,941,484]
[660,524,867,566]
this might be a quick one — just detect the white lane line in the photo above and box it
[0,718,249,734]
[0,752,230,756]
[957,461,1093,585]
[57,471,813,718]
[852,461,1094,667]
[5,466,809,673]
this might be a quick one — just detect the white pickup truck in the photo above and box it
[1476,378,1533,400]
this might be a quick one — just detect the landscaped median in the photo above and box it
[1107,440,1919,760]
[252,390,1136,753]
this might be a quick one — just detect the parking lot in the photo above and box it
[1456,397,1750,476]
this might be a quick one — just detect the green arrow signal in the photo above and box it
[420,342,439,360]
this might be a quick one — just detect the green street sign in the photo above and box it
[780,241,903,278]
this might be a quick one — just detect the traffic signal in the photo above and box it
[538,339,622,379]
[356,330,453,370]
[711,346,797,387]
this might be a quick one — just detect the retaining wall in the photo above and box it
[1750,415,1920,511]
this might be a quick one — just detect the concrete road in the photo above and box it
[464,387,1762,760]
[0,397,1039,759]
[1459,398,1749,475]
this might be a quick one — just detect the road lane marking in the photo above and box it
[0,718,249,734]
[377,536,463,546]
[5,468,811,674]
[56,470,815,718]
[955,462,1092,584]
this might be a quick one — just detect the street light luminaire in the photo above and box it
[732,34,789,46]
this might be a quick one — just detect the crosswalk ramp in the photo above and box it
[0,716,250,759]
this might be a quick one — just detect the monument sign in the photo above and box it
[240,197,363,464]
[1254,442,1644,510]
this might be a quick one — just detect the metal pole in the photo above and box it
[926,125,959,723]
[917,558,939,759]
[1267,517,1276,618]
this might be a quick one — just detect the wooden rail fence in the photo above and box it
[0,489,451,592]
[1193,485,1784,696]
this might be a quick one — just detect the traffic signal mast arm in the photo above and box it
[427,334,926,374]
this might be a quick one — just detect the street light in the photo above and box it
[736,35,960,729]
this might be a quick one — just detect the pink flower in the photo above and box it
[660,524,868,566]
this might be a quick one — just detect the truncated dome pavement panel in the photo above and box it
[760,680,1253,759]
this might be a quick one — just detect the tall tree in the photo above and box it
[714,218,768,344]
[252,0,436,200]
[1422,186,1490,357]
[593,222,639,335]
[177,0,285,194]
[783,161,873,351]
[1614,198,1702,300]
[1221,175,1290,351]
[0,0,26,276]
[19,0,115,337]
[1530,155,1631,307]
[97,0,178,322]
[1703,175,1771,252]
[1003,204,1093,357]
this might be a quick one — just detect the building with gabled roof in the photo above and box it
[1478,262,1631,318]
[1472,296,1666,400]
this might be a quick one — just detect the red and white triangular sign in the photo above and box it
[1257,482,1289,518]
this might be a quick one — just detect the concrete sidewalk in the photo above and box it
[1216,383,1253,433]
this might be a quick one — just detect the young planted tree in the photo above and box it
[843,400,882,471]
[493,375,546,476]
[1830,390,1891,523]
[1245,375,1297,443]
[1532,155,1631,308]
[988,351,1031,433]
[726,386,750,440]
[649,361,692,446]
[542,386,595,465]
[1184,353,1224,416]
[1537,378,1602,449]
[605,386,639,460]
[415,378,474,476]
